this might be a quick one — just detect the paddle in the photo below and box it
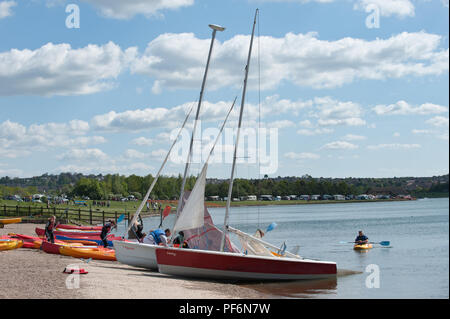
[340,241,390,246]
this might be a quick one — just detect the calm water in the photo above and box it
[116,198,449,299]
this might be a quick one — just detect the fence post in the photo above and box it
[115,212,117,224]
[16,205,19,217]
[102,211,105,225]
[89,208,92,225]
[80,208,82,224]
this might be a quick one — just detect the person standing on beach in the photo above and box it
[45,215,57,244]
[100,220,116,248]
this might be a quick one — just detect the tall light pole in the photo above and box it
[176,24,225,218]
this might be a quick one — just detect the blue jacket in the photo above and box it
[151,229,165,245]
[355,235,368,242]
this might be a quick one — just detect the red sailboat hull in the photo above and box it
[156,247,337,281]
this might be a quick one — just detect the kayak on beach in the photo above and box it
[35,227,116,239]
[56,224,102,231]
[0,239,23,251]
[35,228,122,247]
[59,245,116,261]
[0,218,22,225]
[41,241,97,255]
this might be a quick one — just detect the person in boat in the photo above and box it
[129,216,145,242]
[172,231,189,248]
[143,228,171,246]
[100,220,116,248]
[355,230,369,245]
[45,215,57,243]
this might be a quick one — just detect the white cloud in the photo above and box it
[367,143,421,150]
[266,120,295,129]
[0,119,105,159]
[322,141,359,150]
[310,97,366,127]
[297,127,333,136]
[354,0,415,18]
[373,101,448,116]
[426,116,449,127]
[284,152,320,160]
[123,149,147,159]
[131,137,153,146]
[81,0,194,20]
[0,42,136,96]
[343,134,367,141]
[57,148,109,161]
[132,31,448,91]
[0,1,16,19]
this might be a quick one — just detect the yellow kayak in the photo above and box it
[353,243,373,250]
[0,218,22,225]
[0,240,23,251]
[59,245,116,261]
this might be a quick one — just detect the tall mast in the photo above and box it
[176,24,225,218]
[220,9,259,251]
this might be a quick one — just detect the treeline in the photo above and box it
[1,173,448,200]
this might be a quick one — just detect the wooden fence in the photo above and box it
[1,204,133,226]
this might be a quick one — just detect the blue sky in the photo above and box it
[0,0,448,179]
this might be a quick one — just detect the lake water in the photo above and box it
[118,198,449,299]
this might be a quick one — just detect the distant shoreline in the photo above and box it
[204,197,424,208]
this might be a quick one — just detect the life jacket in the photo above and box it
[46,221,55,232]
[150,229,165,245]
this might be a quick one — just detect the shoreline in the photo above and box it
[0,223,265,299]
[204,197,424,208]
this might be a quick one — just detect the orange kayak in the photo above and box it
[0,239,23,251]
[59,245,116,261]
[0,218,22,225]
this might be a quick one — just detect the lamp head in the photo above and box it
[209,24,225,32]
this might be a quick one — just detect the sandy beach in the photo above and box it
[0,223,265,299]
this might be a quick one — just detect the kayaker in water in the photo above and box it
[45,215,57,244]
[100,220,116,248]
[355,230,369,245]
[143,228,171,246]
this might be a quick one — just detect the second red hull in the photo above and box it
[156,247,337,281]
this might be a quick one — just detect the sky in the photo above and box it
[0,0,448,179]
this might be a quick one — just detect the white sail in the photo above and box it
[173,163,208,233]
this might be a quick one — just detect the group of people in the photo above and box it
[44,215,188,249]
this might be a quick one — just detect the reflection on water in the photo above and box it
[242,269,361,299]
[242,277,338,299]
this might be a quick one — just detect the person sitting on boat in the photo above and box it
[45,215,57,244]
[143,228,171,246]
[355,230,369,245]
[172,231,189,248]
[100,220,116,248]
